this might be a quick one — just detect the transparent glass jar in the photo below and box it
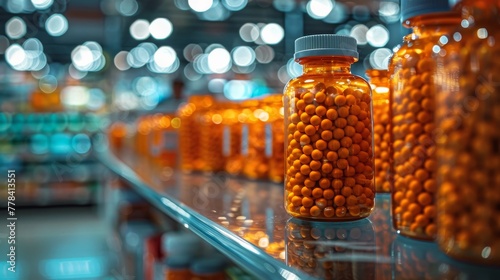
[199,101,227,173]
[264,94,285,183]
[435,0,500,265]
[388,5,460,239]
[286,218,375,279]
[366,69,391,193]
[243,95,284,182]
[222,102,244,176]
[284,34,374,220]
[177,95,214,172]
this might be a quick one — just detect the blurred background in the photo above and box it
[0,0,405,279]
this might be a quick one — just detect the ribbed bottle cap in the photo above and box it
[294,34,358,60]
[401,0,452,22]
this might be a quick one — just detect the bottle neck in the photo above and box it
[404,12,462,39]
[298,56,356,74]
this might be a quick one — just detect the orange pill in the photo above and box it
[305,104,316,115]
[300,112,310,123]
[321,119,333,130]
[300,134,311,145]
[302,196,314,207]
[302,144,313,155]
[350,105,361,116]
[333,128,345,139]
[336,206,347,217]
[425,224,436,236]
[322,162,333,173]
[296,122,305,133]
[309,171,321,181]
[300,165,311,175]
[333,168,344,178]
[326,109,338,120]
[345,126,356,137]
[332,179,343,190]
[303,92,314,104]
[321,130,333,141]
[334,195,346,206]
[305,125,316,136]
[328,139,341,151]
[299,206,309,216]
[417,192,432,206]
[310,206,321,216]
[335,95,347,106]
[311,149,323,160]
[315,105,327,117]
[301,187,312,197]
[346,95,357,106]
[335,118,347,128]
[312,188,323,199]
[337,159,349,169]
[323,189,335,199]
[347,115,358,126]
[326,151,338,162]
[315,139,327,150]
[341,187,352,197]
[315,198,327,209]
[338,147,349,158]
[296,100,306,110]
[315,91,326,103]
[310,160,321,170]
[310,115,321,126]
[304,178,316,188]
[346,195,357,206]
[348,205,361,216]
[338,106,350,118]
[340,137,353,148]
[352,184,363,196]
[319,178,330,189]
[324,206,335,217]
[292,196,302,206]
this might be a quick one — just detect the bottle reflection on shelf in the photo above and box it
[285,218,377,280]
[391,235,500,280]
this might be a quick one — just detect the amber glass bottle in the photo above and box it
[222,103,244,176]
[199,101,227,173]
[242,95,284,182]
[284,34,374,220]
[264,94,285,183]
[366,69,391,193]
[177,95,214,172]
[435,0,500,265]
[388,0,460,240]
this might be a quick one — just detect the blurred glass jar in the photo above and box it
[222,102,244,176]
[388,0,460,240]
[108,121,128,151]
[199,101,227,173]
[149,114,181,168]
[434,0,500,265]
[284,34,374,220]
[366,69,391,193]
[135,115,153,156]
[177,95,214,172]
[286,218,375,280]
[243,95,285,182]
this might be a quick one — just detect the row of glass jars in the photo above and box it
[283,0,499,266]
[177,94,285,183]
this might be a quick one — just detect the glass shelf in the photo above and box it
[96,150,500,280]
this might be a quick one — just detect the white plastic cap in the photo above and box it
[294,34,359,60]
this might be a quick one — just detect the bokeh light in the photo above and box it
[260,23,284,45]
[130,19,150,40]
[5,17,27,39]
[46,14,69,37]
[222,0,247,11]
[188,0,213,12]
[306,0,334,19]
[240,23,260,43]
[350,24,369,45]
[369,48,392,69]
[149,18,173,40]
[208,47,231,73]
[232,46,255,67]
[31,0,54,10]
[366,24,389,47]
